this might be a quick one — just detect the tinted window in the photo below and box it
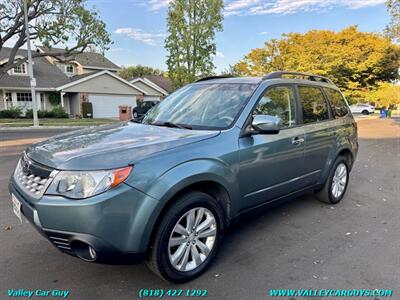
[143,83,257,130]
[254,86,296,128]
[298,86,329,124]
[324,88,349,118]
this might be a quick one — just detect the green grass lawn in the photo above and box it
[0,118,119,127]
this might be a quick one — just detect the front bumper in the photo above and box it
[9,177,161,263]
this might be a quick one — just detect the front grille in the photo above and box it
[14,154,58,199]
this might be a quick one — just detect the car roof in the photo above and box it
[194,77,263,84]
[194,76,338,89]
[195,71,337,88]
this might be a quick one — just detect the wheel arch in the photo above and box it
[144,179,232,252]
[318,146,355,186]
[140,159,240,251]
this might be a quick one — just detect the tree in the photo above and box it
[0,0,111,75]
[165,0,223,89]
[367,82,400,107]
[117,65,164,80]
[385,0,400,42]
[233,27,400,102]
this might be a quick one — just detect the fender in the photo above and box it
[318,136,354,185]
[139,158,241,249]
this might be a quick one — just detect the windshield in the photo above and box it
[142,83,257,130]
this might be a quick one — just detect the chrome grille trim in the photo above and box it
[14,157,59,199]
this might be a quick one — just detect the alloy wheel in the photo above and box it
[331,162,348,198]
[168,207,217,272]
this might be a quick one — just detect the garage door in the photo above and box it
[89,94,137,118]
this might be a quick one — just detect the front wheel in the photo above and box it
[147,191,225,283]
[315,156,349,204]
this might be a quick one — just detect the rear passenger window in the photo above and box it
[324,88,349,118]
[298,86,329,124]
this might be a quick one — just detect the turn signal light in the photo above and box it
[111,166,133,187]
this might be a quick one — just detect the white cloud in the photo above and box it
[260,31,268,35]
[224,0,386,16]
[142,0,385,16]
[148,0,172,11]
[115,28,165,46]
[225,0,261,11]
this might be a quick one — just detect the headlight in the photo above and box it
[45,166,132,199]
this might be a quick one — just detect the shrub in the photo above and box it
[48,93,61,106]
[25,109,33,118]
[51,106,69,118]
[23,106,68,119]
[25,109,51,118]
[0,107,22,118]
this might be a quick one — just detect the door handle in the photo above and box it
[292,137,305,145]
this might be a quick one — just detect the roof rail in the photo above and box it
[263,71,333,85]
[196,75,235,82]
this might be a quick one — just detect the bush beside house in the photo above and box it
[0,106,68,119]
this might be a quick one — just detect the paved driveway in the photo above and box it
[0,119,399,300]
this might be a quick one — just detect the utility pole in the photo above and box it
[23,0,39,127]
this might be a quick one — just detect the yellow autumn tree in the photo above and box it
[233,26,400,103]
[367,82,400,107]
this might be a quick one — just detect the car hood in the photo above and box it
[25,122,219,170]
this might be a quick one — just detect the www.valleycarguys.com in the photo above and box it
[268,289,394,298]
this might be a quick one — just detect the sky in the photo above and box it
[85,0,391,73]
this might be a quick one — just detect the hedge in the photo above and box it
[0,106,68,119]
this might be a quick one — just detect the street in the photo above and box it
[0,118,399,300]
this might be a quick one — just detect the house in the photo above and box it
[0,47,146,118]
[129,75,172,102]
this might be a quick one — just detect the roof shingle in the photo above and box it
[144,75,172,92]
[0,48,69,90]
[37,46,120,70]
[0,47,120,90]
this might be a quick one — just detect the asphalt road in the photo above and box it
[1,118,399,300]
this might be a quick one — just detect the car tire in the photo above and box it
[146,191,225,283]
[361,110,369,115]
[133,111,138,119]
[315,156,349,204]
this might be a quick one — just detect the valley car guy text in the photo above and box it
[8,289,70,298]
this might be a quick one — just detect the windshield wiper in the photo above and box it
[151,121,192,129]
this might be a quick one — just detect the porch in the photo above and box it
[1,90,79,116]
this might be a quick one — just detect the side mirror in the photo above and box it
[251,115,281,134]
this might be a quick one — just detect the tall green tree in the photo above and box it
[0,0,111,75]
[386,0,400,42]
[165,0,223,89]
[118,65,164,80]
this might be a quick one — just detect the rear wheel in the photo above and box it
[315,156,349,204]
[361,110,369,115]
[132,111,138,119]
[147,191,225,283]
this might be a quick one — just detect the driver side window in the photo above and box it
[254,86,296,128]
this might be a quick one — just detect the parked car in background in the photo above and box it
[132,100,158,119]
[349,103,375,115]
[9,71,358,283]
